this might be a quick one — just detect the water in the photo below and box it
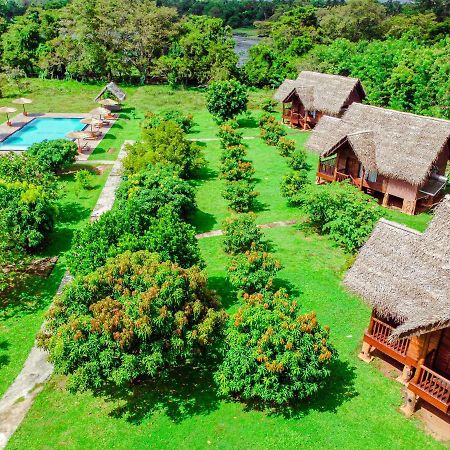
[0,118,85,151]
[233,33,260,67]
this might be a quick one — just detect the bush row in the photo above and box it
[216,212,335,405]
[218,122,259,213]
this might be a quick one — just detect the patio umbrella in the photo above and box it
[89,107,110,120]
[66,131,89,153]
[98,98,118,106]
[0,106,17,126]
[81,116,102,133]
[12,98,33,116]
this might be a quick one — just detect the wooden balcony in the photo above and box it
[363,317,415,366]
[409,366,450,414]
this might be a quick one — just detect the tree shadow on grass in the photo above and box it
[241,359,358,419]
[0,340,10,370]
[208,276,236,310]
[99,365,221,425]
[191,209,217,234]
[0,264,65,321]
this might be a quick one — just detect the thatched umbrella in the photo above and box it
[81,116,102,134]
[0,106,17,126]
[66,131,89,153]
[12,97,33,116]
[98,98,118,107]
[89,107,110,120]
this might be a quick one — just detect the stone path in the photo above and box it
[0,143,131,450]
[189,136,256,142]
[195,220,297,239]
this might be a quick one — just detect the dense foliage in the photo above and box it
[67,166,199,275]
[206,80,248,122]
[215,289,334,405]
[222,213,266,255]
[259,114,287,146]
[227,250,282,294]
[123,120,204,178]
[28,139,78,173]
[299,182,382,252]
[40,250,227,391]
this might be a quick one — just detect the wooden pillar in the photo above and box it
[401,389,418,416]
[282,103,285,123]
[334,152,340,181]
[382,192,390,207]
[402,199,417,215]
[360,167,365,190]
[358,340,374,363]
[396,365,413,385]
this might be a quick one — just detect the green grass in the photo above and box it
[8,227,444,449]
[2,79,443,448]
[0,167,110,397]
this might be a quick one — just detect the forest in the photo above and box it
[0,0,449,118]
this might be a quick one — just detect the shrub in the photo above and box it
[220,158,255,182]
[227,250,282,294]
[222,213,266,254]
[140,207,204,268]
[287,148,309,171]
[280,170,311,205]
[215,289,335,405]
[220,144,247,163]
[217,123,244,148]
[277,137,295,158]
[141,110,194,133]
[74,169,92,190]
[0,179,56,250]
[123,121,204,178]
[28,139,78,173]
[40,250,227,392]
[259,114,286,146]
[116,165,197,224]
[222,180,258,213]
[206,80,249,122]
[300,182,382,252]
[68,168,198,276]
[261,99,278,113]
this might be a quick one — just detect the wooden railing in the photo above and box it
[409,366,450,414]
[367,317,411,358]
[318,162,335,178]
[336,171,353,183]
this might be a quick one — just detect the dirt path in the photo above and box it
[0,143,132,450]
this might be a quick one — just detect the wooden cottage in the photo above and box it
[273,71,365,130]
[345,196,450,416]
[307,104,450,214]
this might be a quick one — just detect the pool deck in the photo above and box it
[0,112,117,161]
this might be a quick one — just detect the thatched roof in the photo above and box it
[345,196,450,341]
[273,71,365,115]
[307,103,450,185]
[95,82,126,102]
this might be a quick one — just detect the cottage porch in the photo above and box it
[361,315,450,415]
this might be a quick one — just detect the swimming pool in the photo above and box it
[0,117,85,151]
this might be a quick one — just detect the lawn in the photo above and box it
[0,79,443,448]
[5,81,445,449]
[0,166,111,397]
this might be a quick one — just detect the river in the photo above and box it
[233,32,261,67]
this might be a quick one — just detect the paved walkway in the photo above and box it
[195,220,297,239]
[0,143,130,450]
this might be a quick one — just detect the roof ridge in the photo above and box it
[350,103,450,125]
[377,218,423,236]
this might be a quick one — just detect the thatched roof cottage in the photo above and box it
[274,71,366,130]
[308,103,450,214]
[345,196,450,416]
[95,82,126,103]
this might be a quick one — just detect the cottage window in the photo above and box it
[366,170,378,183]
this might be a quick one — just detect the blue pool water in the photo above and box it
[0,118,85,151]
